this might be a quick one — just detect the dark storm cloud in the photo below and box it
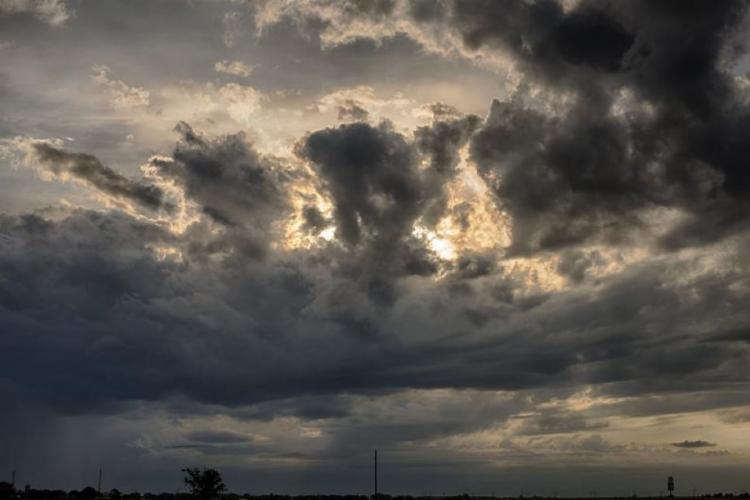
[147,122,292,259]
[0,209,179,413]
[2,180,750,493]
[154,122,289,228]
[301,204,329,233]
[296,121,437,305]
[298,121,422,247]
[415,113,480,178]
[467,73,747,249]
[5,0,750,492]
[31,143,171,212]
[672,440,716,449]
[296,116,486,306]
[299,115,479,243]
[261,1,750,248]
[186,430,252,444]
[470,96,662,252]
[447,0,635,78]
[415,113,480,225]
[3,197,748,417]
[373,0,750,253]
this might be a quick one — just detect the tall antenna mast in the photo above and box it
[374,449,378,500]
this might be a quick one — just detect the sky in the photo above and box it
[2,0,750,496]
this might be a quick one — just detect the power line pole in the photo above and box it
[374,449,378,500]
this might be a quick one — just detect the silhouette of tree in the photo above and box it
[80,487,99,500]
[0,482,16,500]
[182,468,226,500]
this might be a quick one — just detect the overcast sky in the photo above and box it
[2,0,750,496]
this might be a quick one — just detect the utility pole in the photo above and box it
[98,467,102,497]
[374,449,378,500]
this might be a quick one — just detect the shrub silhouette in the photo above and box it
[0,482,15,500]
[182,468,226,500]
[80,487,99,500]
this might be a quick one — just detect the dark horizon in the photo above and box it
[6,487,750,500]
[5,464,750,499]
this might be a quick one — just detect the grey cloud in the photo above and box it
[296,121,443,306]
[672,440,716,449]
[0,0,73,26]
[556,249,604,284]
[233,394,354,421]
[337,99,370,121]
[515,411,609,436]
[31,143,171,212]
[424,102,461,118]
[186,430,252,444]
[3,204,748,417]
[272,1,750,252]
[470,93,700,253]
[408,0,447,23]
[149,122,292,260]
[452,0,633,77]
[545,434,622,454]
[448,253,495,281]
[298,121,421,247]
[296,115,487,307]
[301,204,329,233]
[465,0,750,251]
[415,113,480,225]
[299,114,479,245]
[161,121,289,228]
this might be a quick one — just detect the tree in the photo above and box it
[182,469,226,500]
[0,482,16,500]
[80,487,99,500]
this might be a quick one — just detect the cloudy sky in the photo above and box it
[2,0,750,496]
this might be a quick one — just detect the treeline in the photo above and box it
[4,487,750,500]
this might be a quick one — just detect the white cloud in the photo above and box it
[317,86,413,114]
[91,64,151,109]
[218,82,266,125]
[214,59,255,78]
